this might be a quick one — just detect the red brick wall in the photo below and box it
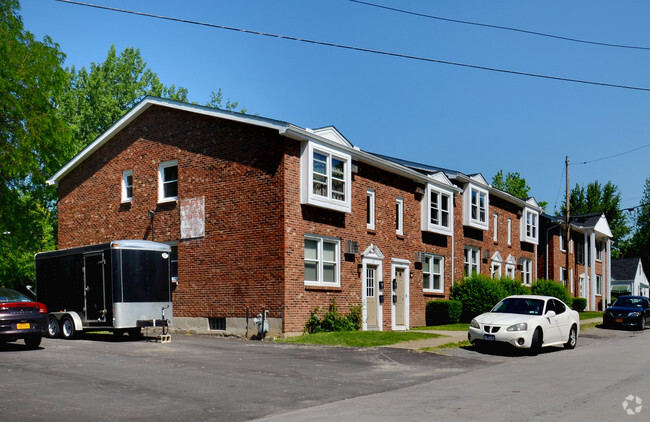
[58,105,286,319]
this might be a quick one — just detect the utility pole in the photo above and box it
[565,156,571,297]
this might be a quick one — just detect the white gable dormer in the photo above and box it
[463,176,490,231]
[421,172,455,236]
[520,198,540,245]
[310,126,353,148]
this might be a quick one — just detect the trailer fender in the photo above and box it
[49,311,84,332]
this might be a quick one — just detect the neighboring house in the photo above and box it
[540,213,613,311]
[46,96,550,336]
[611,258,649,298]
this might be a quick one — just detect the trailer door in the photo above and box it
[84,253,107,322]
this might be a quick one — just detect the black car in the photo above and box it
[603,295,650,330]
[0,288,48,349]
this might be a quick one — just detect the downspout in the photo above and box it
[590,230,597,311]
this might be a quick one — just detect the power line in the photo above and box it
[576,143,650,165]
[56,0,650,93]
[350,0,650,52]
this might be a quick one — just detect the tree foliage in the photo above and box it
[622,176,650,274]
[560,180,630,252]
[0,0,73,288]
[491,170,547,210]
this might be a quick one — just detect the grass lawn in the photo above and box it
[412,323,470,331]
[579,311,602,320]
[277,331,442,347]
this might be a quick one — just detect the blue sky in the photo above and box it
[20,0,650,214]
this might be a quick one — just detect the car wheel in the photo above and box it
[24,335,42,349]
[564,325,578,349]
[47,316,60,338]
[529,328,542,355]
[640,317,646,331]
[61,316,75,339]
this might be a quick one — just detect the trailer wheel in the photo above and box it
[127,328,143,339]
[61,316,75,339]
[47,316,60,338]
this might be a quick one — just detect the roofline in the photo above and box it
[48,96,460,193]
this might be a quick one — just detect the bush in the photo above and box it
[451,274,505,322]
[425,300,462,325]
[498,277,531,296]
[531,279,573,306]
[304,299,361,334]
[572,298,587,312]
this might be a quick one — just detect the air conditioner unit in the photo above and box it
[344,240,359,254]
[482,249,490,260]
[414,251,426,263]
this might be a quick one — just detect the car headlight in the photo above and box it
[628,312,641,318]
[470,319,480,329]
[507,322,528,331]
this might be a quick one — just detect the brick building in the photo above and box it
[539,213,612,310]
[47,96,588,336]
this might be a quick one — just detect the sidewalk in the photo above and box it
[387,317,603,351]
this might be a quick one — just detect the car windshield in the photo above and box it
[492,298,545,315]
[0,288,33,303]
[613,297,644,308]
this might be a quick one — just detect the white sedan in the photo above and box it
[468,295,579,352]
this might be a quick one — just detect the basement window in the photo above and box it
[208,317,226,331]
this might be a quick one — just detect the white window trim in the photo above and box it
[158,160,178,203]
[421,184,453,236]
[463,184,489,231]
[300,142,352,213]
[121,169,133,203]
[367,189,375,230]
[464,246,480,276]
[304,235,341,287]
[505,263,516,279]
[423,254,444,293]
[559,231,566,252]
[396,197,404,236]
[507,218,512,246]
[596,274,602,296]
[596,242,603,261]
[162,241,179,284]
[520,207,539,245]
[521,258,533,286]
[493,213,498,242]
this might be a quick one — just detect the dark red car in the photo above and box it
[0,288,48,349]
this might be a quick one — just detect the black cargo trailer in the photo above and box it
[35,240,173,338]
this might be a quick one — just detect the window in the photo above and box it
[596,242,603,261]
[158,160,178,202]
[521,208,539,244]
[596,275,602,295]
[395,197,403,235]
[304,235,340,286]
[463,184,489,230]
[301,142,351,213]
[493,213,498,242]
[576,240,585,265]
[505,263,516,279]
[507,218,512,246]
[559,231,566,252]
[560,267,568,287]
[422,184,453,235]
[521,258,532,286]
[464,247,480,276]
[121,170,133,202]
[423,255,444,293]
[491,261,502,279]
[367,190,375,230]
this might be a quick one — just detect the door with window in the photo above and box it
[394,268,405,326]
[84,253,107,322]
[365,265,379,329]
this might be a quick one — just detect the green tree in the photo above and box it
[623,176,650,274]
[560,180,630,253]
[491,170,547,210]
[0,0,73,288]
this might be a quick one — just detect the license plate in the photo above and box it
[484,334,495,341]
[16,322,30,330]
[616,318,623,323]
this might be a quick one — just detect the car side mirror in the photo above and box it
[546,310,556,317]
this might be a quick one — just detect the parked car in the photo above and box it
[468,295,579,353]
[0,288,48,349]
[603,295,650,330]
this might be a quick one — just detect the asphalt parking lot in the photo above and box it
[0,324,642,422]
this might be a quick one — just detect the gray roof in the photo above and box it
[611,258,641,281]
[368,152,461,177]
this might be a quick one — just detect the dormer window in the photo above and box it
[463,184,489,230]
[301,142,351,213]
[422,184,453,236]
[521,208,539,245]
